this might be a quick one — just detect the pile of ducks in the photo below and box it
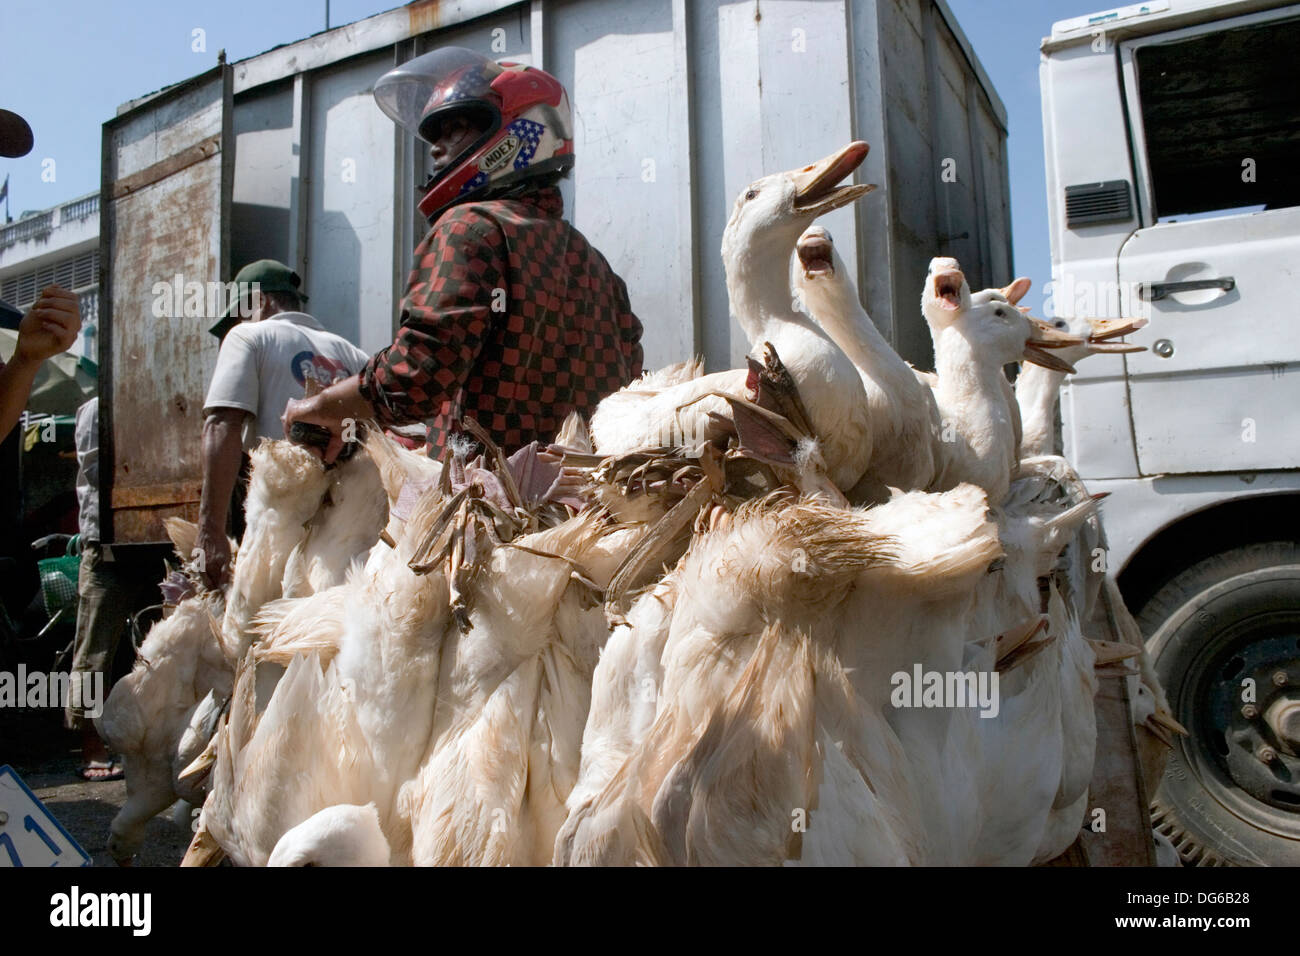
[98,141,1184,867]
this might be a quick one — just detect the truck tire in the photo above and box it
[1137,543,1300,866]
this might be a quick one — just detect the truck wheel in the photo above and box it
[1138,543,1300,866]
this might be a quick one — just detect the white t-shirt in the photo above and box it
[203,312,371,450]
[74,397,99,541]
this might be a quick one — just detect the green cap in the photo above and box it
[209,259,308,340]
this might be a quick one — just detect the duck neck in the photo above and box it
[1015,362,1066,457]
[727,246,821,344]
[934,328,1014,448]
[800,269,894,377]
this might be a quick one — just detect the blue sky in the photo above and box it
[0,0,396,207]
[947,0,1087,315]
[1,0,1090,313]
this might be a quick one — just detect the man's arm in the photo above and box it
[0,356,42,443]
[196,408,248,589]
[284,215,505,461]
[0,287,81,442]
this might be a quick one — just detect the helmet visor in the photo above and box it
[374,47,503,143]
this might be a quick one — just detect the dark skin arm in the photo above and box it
[0,286,81,442]
[282,374,375,464]
[197,407,248,589]
[280,114,488,462]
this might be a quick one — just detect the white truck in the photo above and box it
[1042,0,1300,864]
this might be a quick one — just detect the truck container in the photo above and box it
[1041,0,1300,864]
[98,0,1011,544]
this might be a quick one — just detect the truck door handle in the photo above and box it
[1140,277,1235,300]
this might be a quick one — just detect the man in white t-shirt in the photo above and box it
[198,260,369,588]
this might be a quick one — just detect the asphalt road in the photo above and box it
[2,708,192,867]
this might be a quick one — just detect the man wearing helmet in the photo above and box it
[283,48,643,461]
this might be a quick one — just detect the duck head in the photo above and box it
[978,278,1149,373]
[956,290,1088,371]
[921,257,972,335]
[794,224,838,278]
[267,803,390,867]
[722,142,875,282]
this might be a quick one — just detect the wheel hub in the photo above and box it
[1211,636,1300,813]
[1265,693,1300,755]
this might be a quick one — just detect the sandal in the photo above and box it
[78,760,124,782]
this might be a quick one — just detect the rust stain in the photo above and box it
[407,0,443,36]
[112,480,203,509]
[108,134,220,543]
[114,502,200,544]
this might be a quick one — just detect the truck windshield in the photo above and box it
[1135,16,1300,221]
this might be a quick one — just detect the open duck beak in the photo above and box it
[1088,317,1148,340]
[1086,340,1145,354]
[796,228,835,277]
[931,269,965,311]
[1085,317,1149,353]
[1023,317,1086,373]
[790,141,876,217]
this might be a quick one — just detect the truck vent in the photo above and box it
[1065,180,1132,227]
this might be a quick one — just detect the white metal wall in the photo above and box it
[224,0,1009,374]
[305,52,399,354]
[547,0,696,369]
[231,81,295,274]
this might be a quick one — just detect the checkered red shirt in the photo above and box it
[360,186,643,453]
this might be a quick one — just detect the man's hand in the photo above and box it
[282,374,375,464]
[0,286,83,442]
[16,286,81,363]
[195,524,232,591]
[282,395,346,463]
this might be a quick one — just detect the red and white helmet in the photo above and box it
[374,47,574,223]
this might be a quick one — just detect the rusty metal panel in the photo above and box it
[100,65,232,544]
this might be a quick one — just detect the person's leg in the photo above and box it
[65,542,131,779]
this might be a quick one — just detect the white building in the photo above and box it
[0,192,100,361]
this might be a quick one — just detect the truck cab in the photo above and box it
[1042,0,1300,864]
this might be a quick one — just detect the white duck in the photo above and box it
[917,261,1027,455]
[792,224,942,496]
[1014,311,1148,459]
[280,444,391,598]
[922,260,1083,502]
[96,590,230,864]
[189,431,450,865]
[220,440,333,654]
[559,440,1115,868]
[591,143,875,491]
[398,511,643,866]
[212,428,648,866]
[201,648,383,867]
[556,485,1014,866]
[267,803,391,867]
[201,478,454,866]
[99,437,382,865]
[975,469,1102,863]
